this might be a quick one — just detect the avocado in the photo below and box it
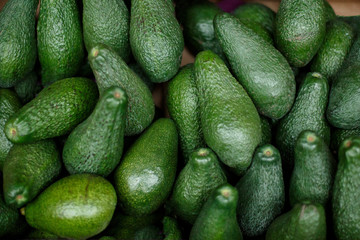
[331,128,360,152]
[88,44,155,136]
[114,118,178,216]
[266,202,326,240]
[260,116,272,145]
[236,144,284,237]
[14,71,41,104]
[129,63,155,91]
[24,174,117,239]
[333,136,360,239]
[339,15,360,35]
[167,64,205,162]
[275,0,326,67]
[27,229,60,239]
[195,50,261,175]
[324,0,336,22]
[0,0,38,88]
[276,72,330,170]
[214,13,296,120]
[237,19,274,45]
[169,148,227,224]
[3,139,61,208]
[5,77,99,144]
[130,0,184,83]
[83,0,130,62]
[37,0,84,85]
[163,216,182,240]
[63,87,127,177]
[311,19,354,80]
[0,89,22,170]
[289,130,335,207]
[189,184,243,240]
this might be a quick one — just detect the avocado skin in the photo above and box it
[214,13,296,120]
[189,184,243,240]
[3,139,61,208]
[25,174,117,240]
[114,118,178,216]
[289,131,335,207]
[83,0,130,62]
[5,77,99,144]
[311,20,354,79]
[275,0,326,67]
[27,229,60,239]
[130,0,184,83]
[167,64,205,162]
[169,148,227,224]
[236,144,284,237]
[88,44,155,136]
[260,116,272,145]
[331,128,360,152]
[195,50,261,175]
[129,63,155,91]
[0,0,38,88]
[38,0,84,85]
[266,203,326,240]
[276,72,330,170]
[14,71,41,104]
[63,87,127,177]
[332,136,360,239]
[0,89,22,170]
[324,0,336,22]
[163,216,182,240]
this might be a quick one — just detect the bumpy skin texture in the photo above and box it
[89,45,154,136]
[129,63,155,91]
[327,65,360,129]
[130,0,184,83]
[236,145,285,237]
[182,2,226,62]
[3,139,61,208]
[340,15,360,35]
[324,0,336,22]
[195,50,261,175]
[0,0,38,88]
[276,73,331,171]
[163,216,182,240]
[189,184,243,240]
[5,77,99,144]
[275,0,326,67]
[14,71,40,104]
[311,20,354,79]
[167,64,205,162]
[169,148,227,224]
[333,136,360,240]
[83,0,130,62]
[25,174,117,240]
[63,87,128,177]
[260,116,272,145]
[237,19,273,45]
[27,229,59,239]
[37,0,84,85]
[266,203,326,240]
[114,119,178,216]
[215,13,296,120]
[0,89,21,170]
[289,131,335,207]
[331,128,360,152]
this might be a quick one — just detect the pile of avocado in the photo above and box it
[0,0,360,239]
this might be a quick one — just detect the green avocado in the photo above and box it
[14,71,41,104]
[331,128,360,152]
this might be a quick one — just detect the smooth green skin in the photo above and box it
[0,0,38,88]
[63,87,128,177]
[27,229,60,239]
[182,2,226,62]
[237,20,273,45]
[25,174,117,240]
[167,64,205,162]
[89,44,154,136]
[266,203,326,240]
[169,148,227,224]
[215,13,296,120]
[236,145,285,237]
[333,136,360,239]
[275,0,326,67]
[189,184,243,240]
[83,0,130,62]
[276,72,331,171]
[3,139,61,208]
[5,77,99,143]
[324,0,336,22]
[129,63,155,91]
[130,0,184,83]
[327,64,360,129]
[195,50,261,175]
[14,71,41,104]
[331,128,360,152]
[311,20,354,79]
[289,131,335,207]
[163,216,182,240]
[260,116,272,145]
[114,118,178,216]
[0,89,21,170]
[38,0,84,85]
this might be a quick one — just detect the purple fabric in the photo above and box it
[217,0,244,13]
